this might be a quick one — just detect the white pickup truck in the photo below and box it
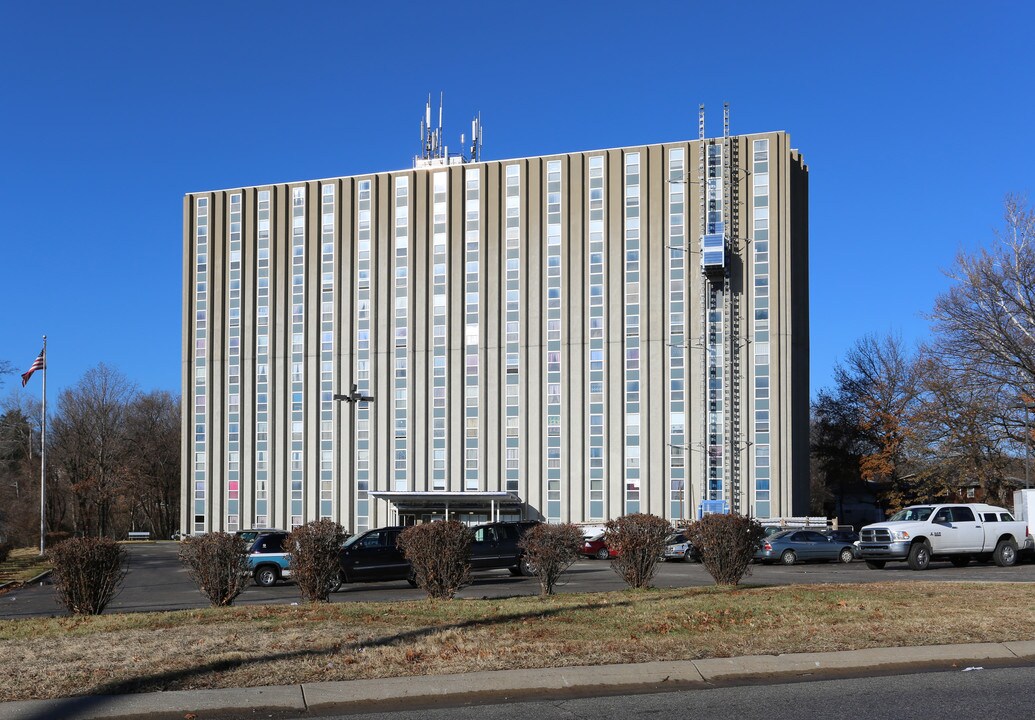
[857,502,1031,571]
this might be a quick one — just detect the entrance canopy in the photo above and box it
[371,491,523,523]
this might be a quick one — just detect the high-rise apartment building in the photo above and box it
[182,126,808,534]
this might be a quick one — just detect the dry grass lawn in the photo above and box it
[1,582,1034,702]
[0,548,51,585]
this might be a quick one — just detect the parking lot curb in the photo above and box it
[691,642,1018,681]
[301,659,707,710]
[2,642,1034,719]
[0,685,306,720]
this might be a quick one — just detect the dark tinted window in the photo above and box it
[983,513,998,522]
[473,527,496,543]
[952,507,976,522]
[496,525,518,541]
[1001,512,1015,522]
[254,533,285,552]
[357,531,383,549]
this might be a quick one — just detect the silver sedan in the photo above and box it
[754,529,856,565]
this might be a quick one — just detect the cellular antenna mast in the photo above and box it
[469,113,483,162]
[414,93,483,168]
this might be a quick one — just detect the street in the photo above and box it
[304,666,1035,720]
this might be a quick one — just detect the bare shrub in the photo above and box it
[685,513,766,586]
[45,531,73,547]
[518,523,583,597]
[178,532,250,607]
[605,513,671,589]
[398,520,471,599]
[286,519,349,603]
[48,536,126,615]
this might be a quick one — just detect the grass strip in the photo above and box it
[1,581,1033,701]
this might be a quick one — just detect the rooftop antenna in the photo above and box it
[418,93,446,162]
[413,93,483,167]
[469,113,483,162]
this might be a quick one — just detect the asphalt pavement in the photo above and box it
[4,542,1035,619]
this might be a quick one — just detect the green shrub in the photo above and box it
[518,523,583,597]
[685,513,766,586]
[605,513,671,589]
[178,532,250,607]
[398,520,472,600]
[286,519,349,603]
[48,537,127,615]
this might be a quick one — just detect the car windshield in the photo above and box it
[666,533,686,544]
[888,507,934,522]
[341,533,364,549]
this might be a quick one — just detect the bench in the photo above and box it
[127,531,151,541]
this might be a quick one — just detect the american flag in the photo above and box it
[21,348,45,387]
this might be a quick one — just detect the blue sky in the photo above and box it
[1,1,1033,403]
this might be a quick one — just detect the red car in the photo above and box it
[580,533,617,560]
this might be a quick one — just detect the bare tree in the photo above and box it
[0,401,38,544]
[930,196,1035,392]
[50,364,137,538]
[909,354,1016,505]
[122,391,180,539]
[926,196,1035,499]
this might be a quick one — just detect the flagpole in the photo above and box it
[39,335,47,556]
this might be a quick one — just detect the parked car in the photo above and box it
[337,526,413,586]
[823,528,859,545]
[580,533,616,560]
[236,528,288,544]
[754,529,856,565]
[337,521,542,588]
[663,532,698,562]
[247,531,292,586]
[470,521,541,576]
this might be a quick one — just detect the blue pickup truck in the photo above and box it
[245,530,292,586]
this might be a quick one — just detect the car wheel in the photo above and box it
[254,565,280,587]
[406,570,419,587]
[864,560,886,570]
[950,555,970,568]
[994,539,1018,567]
[907,542,931,571]
[780,550,796,566]
[519,557,535,576]
[683,550,695,563]
[596,548,610,561]
[838,547,854,564]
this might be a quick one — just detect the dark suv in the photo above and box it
[337,526,413,586]
[336,521,541,588]
[470,521,540,576]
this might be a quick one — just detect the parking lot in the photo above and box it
[4,541,1035,619]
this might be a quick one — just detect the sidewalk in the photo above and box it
[4,641,1035,720]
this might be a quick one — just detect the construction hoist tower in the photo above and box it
[698,103,742,517]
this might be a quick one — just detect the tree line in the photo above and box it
[813,197,1035,516]
[0,363,179,545]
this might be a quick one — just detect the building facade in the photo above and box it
[182,132,809,535]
